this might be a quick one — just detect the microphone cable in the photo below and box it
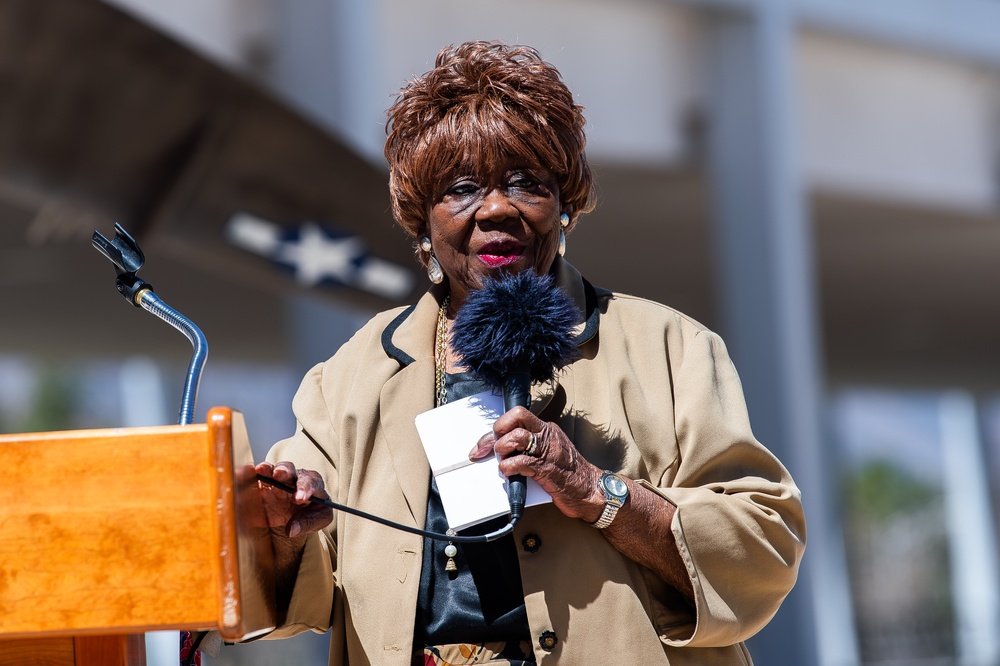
[256,474,517,543]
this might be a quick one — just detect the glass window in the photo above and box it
[831,388,955,662]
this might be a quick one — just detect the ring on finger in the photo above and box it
[525,431,541,457]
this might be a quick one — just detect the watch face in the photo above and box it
[603,474,628,498]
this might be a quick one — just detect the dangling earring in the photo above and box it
[558,213,570,257]
[420,236,444,284]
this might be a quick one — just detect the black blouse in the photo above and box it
[414,372,530,647]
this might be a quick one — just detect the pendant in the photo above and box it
[444,529,458,572]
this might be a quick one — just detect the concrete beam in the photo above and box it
[798,0,1000,66]
[670,0,1000,66]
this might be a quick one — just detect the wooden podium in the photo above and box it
[0,407,276,665]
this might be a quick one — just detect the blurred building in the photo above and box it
[2,1,1000,665]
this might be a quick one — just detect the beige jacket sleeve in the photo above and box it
[648,326,805,647]
[262,362,340,639]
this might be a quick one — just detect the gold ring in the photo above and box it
[525,431,541,457]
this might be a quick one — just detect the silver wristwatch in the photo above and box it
[590,471,629,529]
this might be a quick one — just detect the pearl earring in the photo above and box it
[420,236,444,284]
[558,213,570,257]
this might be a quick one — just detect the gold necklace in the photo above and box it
[434,294,459,571]
[434,295,449,407]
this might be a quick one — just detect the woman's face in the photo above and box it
[424,160,562,310]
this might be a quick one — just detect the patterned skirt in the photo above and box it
[415,640,535,665]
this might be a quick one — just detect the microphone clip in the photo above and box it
[91,222,153,306]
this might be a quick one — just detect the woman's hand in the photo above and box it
[469,406,604,523]
[469,407,695,599]
[255,461,334,618]
[255,461,334,540]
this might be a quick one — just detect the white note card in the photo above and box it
[415,390,552,531]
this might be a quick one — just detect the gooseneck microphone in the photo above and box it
[451,270,580,520]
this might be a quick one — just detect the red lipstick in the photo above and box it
[478,241,524,268]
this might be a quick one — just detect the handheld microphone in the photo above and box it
[451,270,580,521]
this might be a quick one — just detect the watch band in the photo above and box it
[590,502,621,530]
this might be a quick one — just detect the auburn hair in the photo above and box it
[384,41,596,238]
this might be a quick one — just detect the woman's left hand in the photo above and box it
[469,406,603,523]
[255,461,334,540]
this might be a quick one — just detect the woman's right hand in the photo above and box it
[255,461,334,539]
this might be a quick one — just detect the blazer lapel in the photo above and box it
[377,290,442,528]
[379,356,434,528]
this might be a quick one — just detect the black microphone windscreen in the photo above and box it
[451,271,581,391]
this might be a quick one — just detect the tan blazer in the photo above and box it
[264,258,806,665]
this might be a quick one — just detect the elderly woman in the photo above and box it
[254,41,805,665]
